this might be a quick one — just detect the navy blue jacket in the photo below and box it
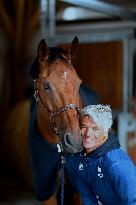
[29,84,99,200]
[66,133,136,205]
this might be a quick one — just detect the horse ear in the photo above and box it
[37,39,49,59]
[30,39,49,79]
[71,36,78,52]
[68,36,78,61]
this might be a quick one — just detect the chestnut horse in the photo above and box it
[29,37,98,205]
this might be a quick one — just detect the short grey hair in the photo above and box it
[81,104,113,133]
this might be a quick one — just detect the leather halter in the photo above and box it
[33,79,81,135]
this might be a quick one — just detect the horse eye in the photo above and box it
[43,82,51,90]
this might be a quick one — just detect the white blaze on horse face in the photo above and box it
[63,71,68,79]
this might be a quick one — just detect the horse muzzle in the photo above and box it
[59,132,83,153]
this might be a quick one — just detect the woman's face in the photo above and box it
[80,115,105,151]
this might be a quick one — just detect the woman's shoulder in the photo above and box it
[105,147,134,169]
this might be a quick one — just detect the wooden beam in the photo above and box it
[0,1,13,37]
[28,0,33,15]
[61,0,136,19]
[29,8,40,34]
[15,0,25,59]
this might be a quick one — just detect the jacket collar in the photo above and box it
[80,132,120,158]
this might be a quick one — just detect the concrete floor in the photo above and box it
[0,174,39,205]
[0,199,40,205]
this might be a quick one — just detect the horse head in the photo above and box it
[30,37,83,153]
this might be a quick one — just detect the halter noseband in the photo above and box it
[33,79,81,135]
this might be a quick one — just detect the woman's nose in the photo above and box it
[86,127,93,136]
[81,127,86,136]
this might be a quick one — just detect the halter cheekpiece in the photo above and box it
[33,79,81,136]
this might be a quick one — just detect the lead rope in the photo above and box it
[61,155,65,205]
[57,142,65,205]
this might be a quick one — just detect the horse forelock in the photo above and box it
[47,47,69,63]
[30,47,71,79]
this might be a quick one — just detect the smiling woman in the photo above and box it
[79,105,112,153]
[65,104,136,205]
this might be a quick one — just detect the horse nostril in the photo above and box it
[65,134,71,143]
[64,133,71,148]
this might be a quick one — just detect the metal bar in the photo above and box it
[60,0,136,19]
[127,38,135,105]
[57,20,136,34]
[39,0,48,38]
[122,38,135,112]
[54,31,134,45]
[55,20,135,44]
[49,0,56,38]
[39,0,56,43]
[122,39,130,112]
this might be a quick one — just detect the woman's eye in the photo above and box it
[93,127,99,131]
[43,82,51,90]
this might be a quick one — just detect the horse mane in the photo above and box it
[30,47,70,79]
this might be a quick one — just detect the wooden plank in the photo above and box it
[0,1,13,37]
[62,41,123,110]
[29,8,40,33]
[15,0,25,59]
